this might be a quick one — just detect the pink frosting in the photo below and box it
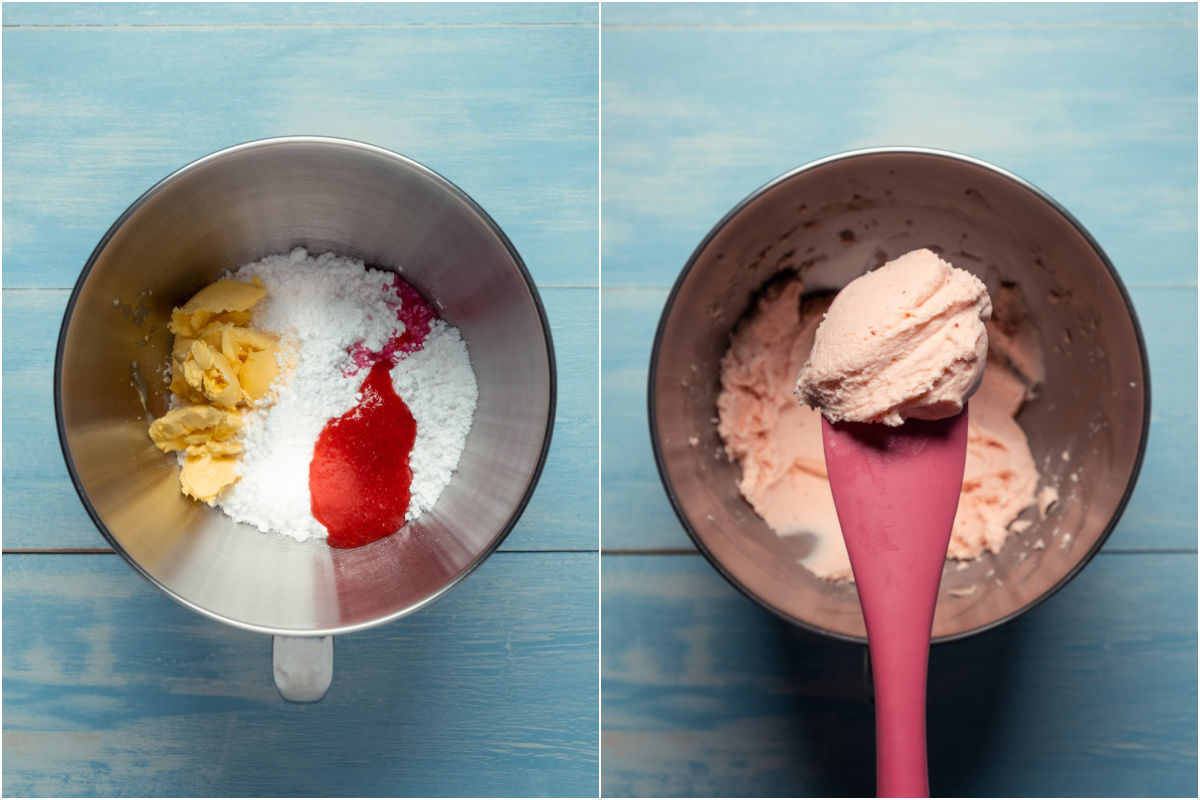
[796,248,992,426]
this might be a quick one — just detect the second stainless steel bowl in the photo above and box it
[649,148,1149,643]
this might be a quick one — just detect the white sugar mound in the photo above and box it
[215,247,478,542]
[394,320,479,520]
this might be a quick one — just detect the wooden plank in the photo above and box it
[3,21,598,290]
[601,287,1196,552]
[4,2,598,27]
[1114,287,1199,551]
[3,287,596,552]
[601,551,1196,797]
[4,550,598,797]
[601,10,1196,288]
[600,288,690,551]
[601,2,1198,28]
[510,286,599,550]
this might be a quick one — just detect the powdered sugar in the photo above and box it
[214,247,477,542]
[393,320,478,519]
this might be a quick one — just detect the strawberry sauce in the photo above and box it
[309,360,417,548]
[310,275,438,549]
[346,274,439,374]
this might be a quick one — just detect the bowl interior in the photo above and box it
[57,138,554,635]
[650,150,1148,642]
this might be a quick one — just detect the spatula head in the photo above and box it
[821,407,969,596]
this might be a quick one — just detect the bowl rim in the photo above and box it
[647,146,1152,645]
[54,135,558,637]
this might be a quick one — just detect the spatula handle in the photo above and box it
[821,409,970,798]
[869,611,933,797]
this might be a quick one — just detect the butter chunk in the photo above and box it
[186,438,243,458]
[192,323,281,403]
[169,277,264,337]
[219,325,276,363]
[180,454,240,504]
[148,404,242,453]
[169,336,198,400]
[170,307,255,338]
[180,340,242,409]
[223,326,280,402]
[239,347,281,402]
[196,323,228,351]
[180,277,265,314]
[153,275,276,507]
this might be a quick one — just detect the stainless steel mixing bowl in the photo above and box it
[649,147,1150,643]
[56,136,555,699]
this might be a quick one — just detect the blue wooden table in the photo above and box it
[601,3,1197,797]
[6,2,1198,798]
[3,3,597,796]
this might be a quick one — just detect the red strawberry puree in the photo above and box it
[310,276,438,548]
[345,274,438,372]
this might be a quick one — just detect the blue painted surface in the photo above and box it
[601,2,1197,26]
[601,3,1196,289]
[4,7,599,290]
[600,3,1197,797]
[603,552,1197,798]
[3,4,598,797]
[5,2,596,26]
[6,1,1198,797]
[6,552,597,798]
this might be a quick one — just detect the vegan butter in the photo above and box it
[149,277,280,504]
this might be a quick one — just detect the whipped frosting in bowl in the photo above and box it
[796,248,992,426]
[716,263,1038,584]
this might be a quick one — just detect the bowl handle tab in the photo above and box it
[272,635,334,702]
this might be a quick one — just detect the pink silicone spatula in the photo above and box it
[821,406,969,799]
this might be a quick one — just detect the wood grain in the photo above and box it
[602,552,1196,798]
[601,5,1196,289]
[5,550,598,798]
[3,12,599,290]
[601,2,1198,27]
[6,2,1197,797]
[5,2,597,27]
[599,4,1196,797]
[3,5,599,797]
